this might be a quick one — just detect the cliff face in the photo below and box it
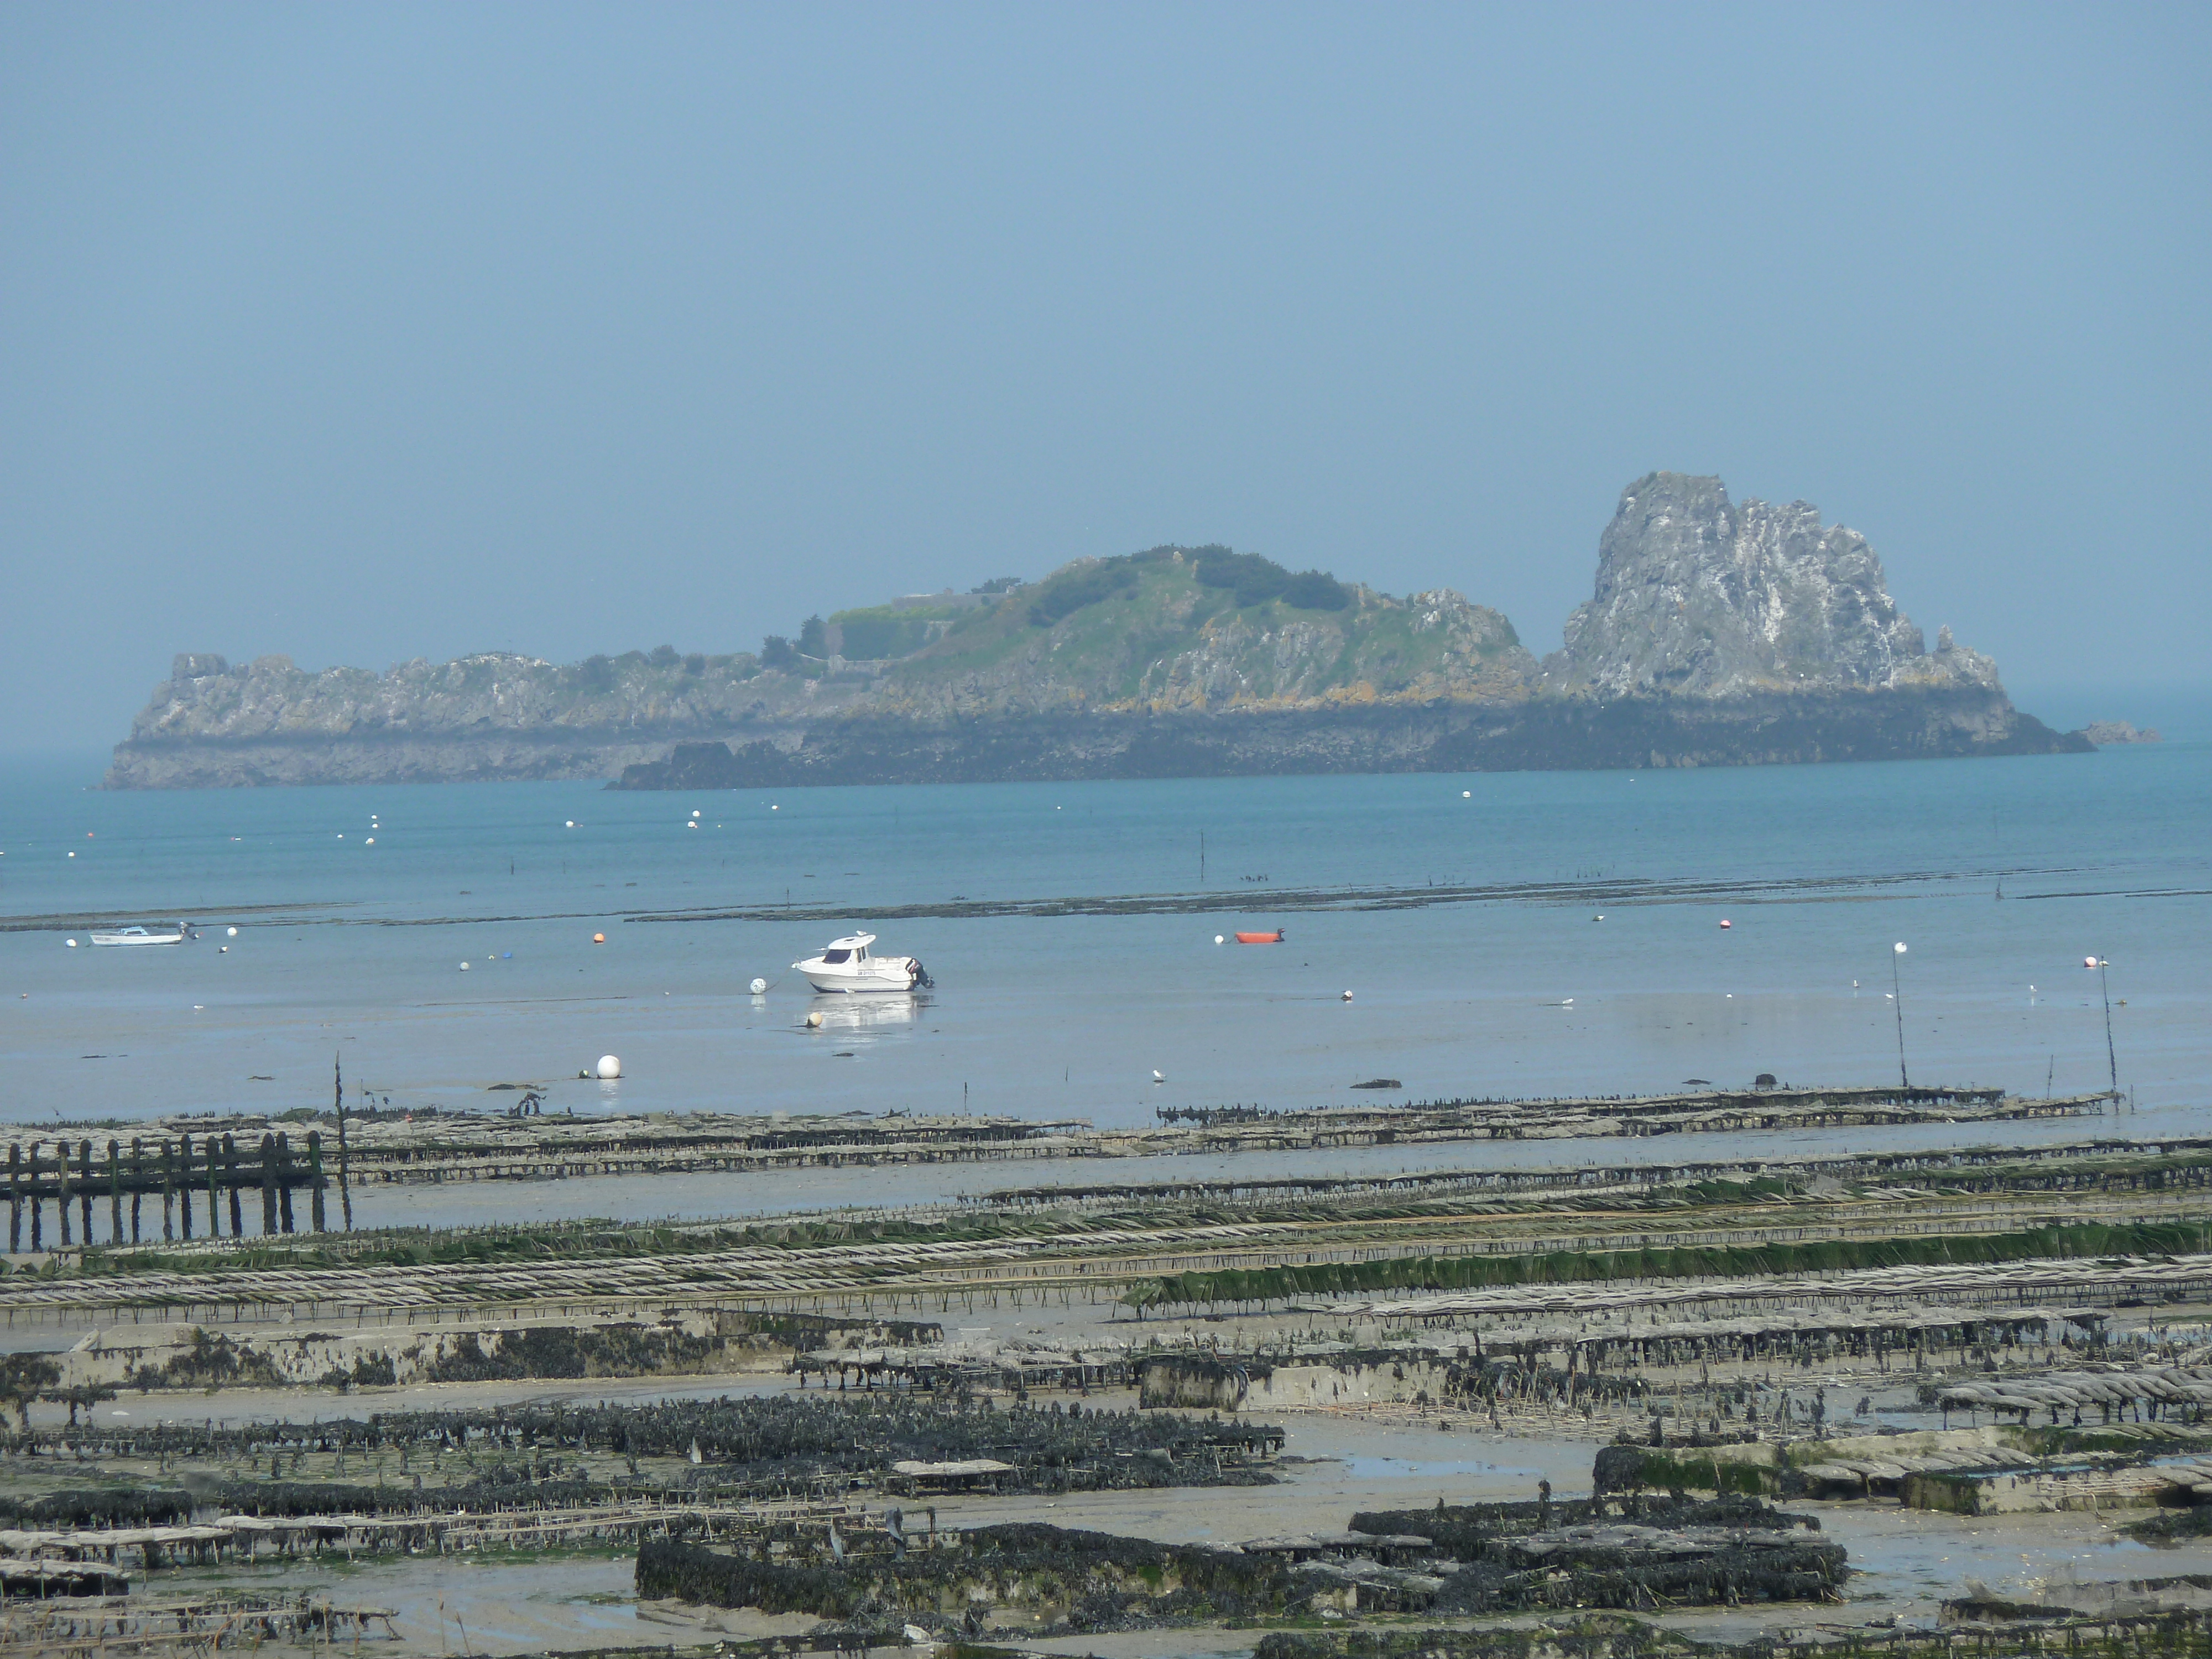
[1548,473,2000,699]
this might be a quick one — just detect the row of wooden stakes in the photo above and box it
[4,1129,353,1250]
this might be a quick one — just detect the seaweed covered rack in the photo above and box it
[636,1494,1843,1640]
[8,1392,1283,1519]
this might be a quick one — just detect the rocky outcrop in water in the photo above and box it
[2083,721,2162,745]
[1546,473,1999,698]
[107,480,2091,789]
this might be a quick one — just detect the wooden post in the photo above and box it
[79,1140,95,1244]
[31,1141,44,1251]
[130,1139,143,1243]
[56,1139,71,1247]
[307,1132,327,1233]
[276,1134,295,1234]
[260,1133,278,1235]
[178,1133,194,1241]
[205,1134,222,1238]
[335,1055,354,1231]
[160,1139,175,1243]
[7,1142,19,1252]
[107,1140,122,1245]
[225,1135,243,1237]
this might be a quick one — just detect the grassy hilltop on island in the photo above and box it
[864,545,1534,718]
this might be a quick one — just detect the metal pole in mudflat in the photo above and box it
[2087,956,2118,1102]
[1891,942,1910,1091]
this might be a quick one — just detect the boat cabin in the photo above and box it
[817,933,876,965]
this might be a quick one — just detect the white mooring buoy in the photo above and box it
[596,1053,622,1079]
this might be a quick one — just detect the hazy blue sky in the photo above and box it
[4,3,2206,753]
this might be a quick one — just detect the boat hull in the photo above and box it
[800,967,923,994]
[88,930,185,947]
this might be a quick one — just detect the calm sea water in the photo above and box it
[1,734,2205,1227]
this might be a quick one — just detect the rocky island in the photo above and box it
[104,473,2089,789]
[2083,721,2162,744]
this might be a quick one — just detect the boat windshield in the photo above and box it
[821,948,851,964]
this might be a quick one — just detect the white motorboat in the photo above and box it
[87,924,186,947]
[792,932,932,994]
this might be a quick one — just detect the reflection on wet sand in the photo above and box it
[803,991,924,1039]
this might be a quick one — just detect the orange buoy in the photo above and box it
[1234,930,1286,945]
[592,932,606,944]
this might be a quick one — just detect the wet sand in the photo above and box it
[343,1109,2135,1230]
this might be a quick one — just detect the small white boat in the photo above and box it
[792,932,931,994]
[87,924,186,947]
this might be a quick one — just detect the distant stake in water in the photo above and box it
[2086,955,2119,1098]
[1891,941,1910,1089]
